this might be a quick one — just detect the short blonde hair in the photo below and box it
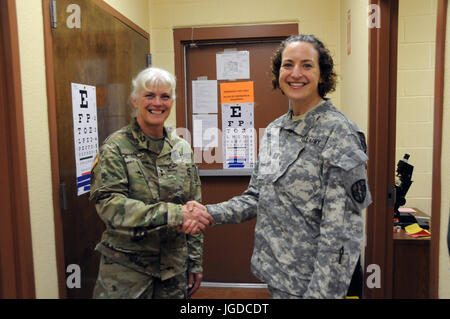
[131,67,176,100]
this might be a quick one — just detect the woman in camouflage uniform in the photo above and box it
[90,67,212,298]
[199,35,372,298]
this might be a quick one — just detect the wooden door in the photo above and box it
[48,0,149,298]
[174,24,298,283]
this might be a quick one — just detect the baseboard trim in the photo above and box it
[200,282,268,289]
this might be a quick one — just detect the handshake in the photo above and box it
[180,201,214,235]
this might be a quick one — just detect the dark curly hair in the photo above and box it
[271,34,337,98]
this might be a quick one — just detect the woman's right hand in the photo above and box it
[180,201,214,234]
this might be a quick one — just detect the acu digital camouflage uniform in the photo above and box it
[90,118,203,299]
[206,99,372,299]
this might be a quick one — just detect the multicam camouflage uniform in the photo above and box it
[206,99,372,299]
[90,118,202,299]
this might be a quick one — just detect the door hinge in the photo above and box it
[50,0,57,29]
[147,54,152,67]
[387,184,396,207]
[59,182,67,211]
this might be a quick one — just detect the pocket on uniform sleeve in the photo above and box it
[334,149,368,171]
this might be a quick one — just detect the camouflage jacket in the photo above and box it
[90,118,203,280]
[206,100,372,298]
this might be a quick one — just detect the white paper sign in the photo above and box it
[71,83,99,196]
[193,114,219,149]
[192,80,218,114]
[216,50,250,80]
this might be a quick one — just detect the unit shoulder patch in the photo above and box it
[351,179,366,203]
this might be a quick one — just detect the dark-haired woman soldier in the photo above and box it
[202,34,372,298]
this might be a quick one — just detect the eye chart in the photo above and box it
[71,83,99,196]
[220,82,255,169]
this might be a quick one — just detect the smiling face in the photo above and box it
[279,41,323,114]
[132,82,173,138]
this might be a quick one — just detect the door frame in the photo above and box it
[366,0,446,298]
[42,0,150,298]
[0,0,36,298]
[365,0,399,299]
[430,0,447,299]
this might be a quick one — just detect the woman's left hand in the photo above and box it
[188,272,203,296]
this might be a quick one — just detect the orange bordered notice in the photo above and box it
[220,81,254,104]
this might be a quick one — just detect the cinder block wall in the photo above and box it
[396,0,437,214]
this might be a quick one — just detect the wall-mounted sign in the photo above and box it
[220,82,255,169]
[71,83,99,196]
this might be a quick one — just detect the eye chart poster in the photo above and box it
[71,83,99,196]
[220,81,255,169]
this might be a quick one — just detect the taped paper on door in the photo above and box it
[216,50,250,80]
[193,114,218,149]
[192,80,218,113]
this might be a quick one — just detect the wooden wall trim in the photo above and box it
[42,0,150,298]
[0,0,36,298]
[174,23,299,42]
[365,0,398,299]
[430,0,447,299]
[41,0,67,299]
